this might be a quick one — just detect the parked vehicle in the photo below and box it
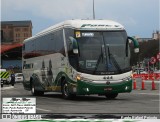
[0,69,10,87]
[133,68,145,74]
[154,70,160,73]
[14,73,24,83]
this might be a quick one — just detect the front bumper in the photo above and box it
[74,79,132,95]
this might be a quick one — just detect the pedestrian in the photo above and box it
[10,73,15,86]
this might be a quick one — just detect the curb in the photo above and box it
[1,86,14,90]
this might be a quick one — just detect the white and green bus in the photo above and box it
[22,20,139,99]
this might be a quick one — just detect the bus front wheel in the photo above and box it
[105,93,118,99]
[31,83,44,96]
[62,80,75,99]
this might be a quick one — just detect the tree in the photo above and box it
[130,39,159,66]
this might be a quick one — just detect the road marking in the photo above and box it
[151,100,160,102]
[39,97,54,99]
[36,107,51,112]
[133,93,160,96]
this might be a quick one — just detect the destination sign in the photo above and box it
[82,33,94,37]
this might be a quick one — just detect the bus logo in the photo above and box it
[106,81,110,85]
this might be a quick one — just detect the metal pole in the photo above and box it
[148,61,150,79]
[93,0,95,19]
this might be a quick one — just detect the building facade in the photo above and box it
[134,30,160,42]
[1,20,32,72]
[152,30,160,40]
[1,20,32,44]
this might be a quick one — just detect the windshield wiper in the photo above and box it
[106,45,122,73]
[93,46,103,74]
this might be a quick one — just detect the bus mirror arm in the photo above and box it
[126,39,129,57]
[73,43,79,54]
[69,36,79,54]
[101,45,105,63]
[128,36,139,53]
[73,49,78,54]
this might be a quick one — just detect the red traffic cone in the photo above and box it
[141,79,145,90]
[133,79,137,90]
[152,79,156,90]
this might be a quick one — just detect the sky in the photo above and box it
[1,0,159,38]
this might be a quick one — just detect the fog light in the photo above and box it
[125,86,129,90]
[86,88,89,92]
[84,88,89,92]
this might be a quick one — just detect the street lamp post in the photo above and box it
[93,0,95,19]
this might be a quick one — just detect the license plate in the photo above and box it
[104,87,112,91]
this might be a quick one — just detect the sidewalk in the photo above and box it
[1,85,15,90]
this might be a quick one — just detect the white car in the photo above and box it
[154,70,160,73]
[14,73,24,83]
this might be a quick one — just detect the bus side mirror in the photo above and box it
[134,48,139,53]
[69,37,79,54]
[128,37,139,53]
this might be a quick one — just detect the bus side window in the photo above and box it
[23,44,25,51]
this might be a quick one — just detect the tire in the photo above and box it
[31,83,44,96]
[6,81,10,85]
[61,80,75,99]
[105,93,118,99]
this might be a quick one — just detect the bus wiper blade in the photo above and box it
[106,45,122,73]
[93,47,103,74]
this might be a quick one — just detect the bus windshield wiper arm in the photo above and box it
[106,45,122,73]
[93,47,103,74]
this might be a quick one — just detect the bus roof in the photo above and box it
[24,19,125,43]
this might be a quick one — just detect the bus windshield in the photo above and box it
[69,31,131,75]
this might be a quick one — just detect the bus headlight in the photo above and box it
[76,75,81,80]
[76,75,92,82]
[125,86,129,90]
[81,77,93,82]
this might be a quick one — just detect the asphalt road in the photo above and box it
[1,81,160,119]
